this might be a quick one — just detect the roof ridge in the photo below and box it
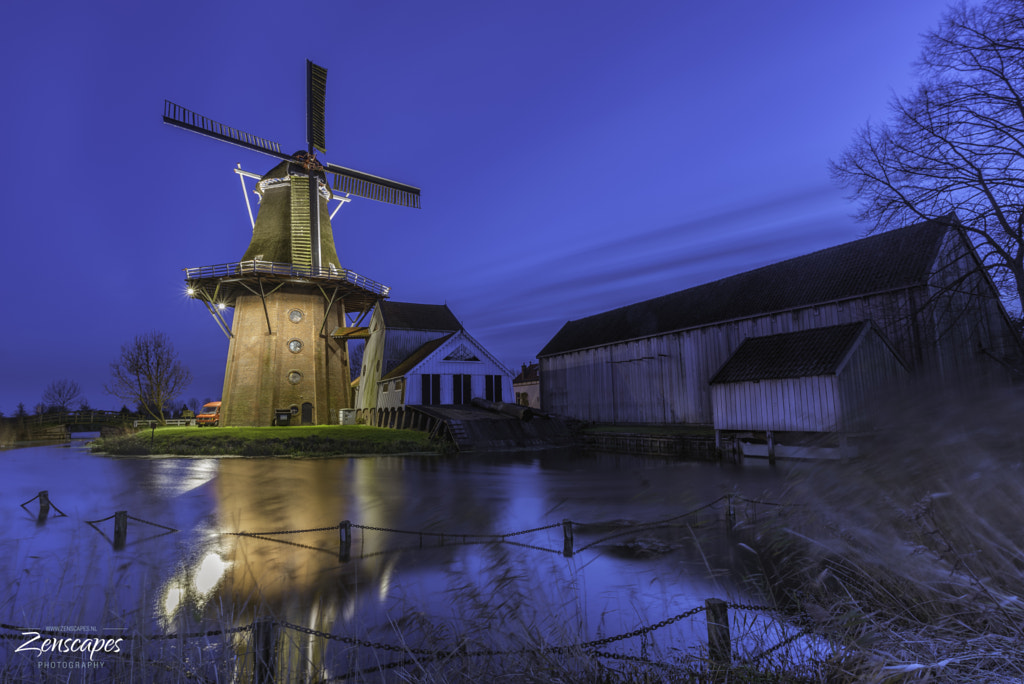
[540,217,952,357]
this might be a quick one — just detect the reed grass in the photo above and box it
[738,384,1024,683]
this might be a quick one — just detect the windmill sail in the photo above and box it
[307,61,328,155]
[326,163,421,208]
[163,101,287,160]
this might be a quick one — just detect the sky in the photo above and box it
[0,0,953,413]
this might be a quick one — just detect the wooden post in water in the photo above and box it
[562,519,574,557]
[37,491,50,522]
[766,430,776,465]
[725,494,735,528]
[114,511,128,550]
[706,598,731,678]
[339,520,351,562]
[251,618,276,684]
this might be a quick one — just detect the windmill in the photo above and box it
[165,60,420,427]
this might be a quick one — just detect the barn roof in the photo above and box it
[381,333,455,380]
[709,322,870,383]
[538,217,951,357]
[379,301,461,331]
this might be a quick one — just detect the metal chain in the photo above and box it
[126,515,178,532]
[725,601,777,613]
[84,514,116,524]
[500,539,563,555]
[277,619,439,655]
[733,495,800,507]
[580,604,709,649]
[573,496,726,554]
[499,521,564,538]
[229,524,340,536]
[235,534,337,556]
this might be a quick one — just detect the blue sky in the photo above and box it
[0,0,950,413]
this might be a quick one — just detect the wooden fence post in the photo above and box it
[562,519,574,557]
[37,491,50,522]
[114,511,128,550]
[706,598,731,677]
[339,520,351,562]
[251,618,276,684]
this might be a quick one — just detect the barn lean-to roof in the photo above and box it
[538,217,951,357]
[709,321,905,383]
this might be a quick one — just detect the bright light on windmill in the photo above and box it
[186,288,195,296]
[217,303,226,310]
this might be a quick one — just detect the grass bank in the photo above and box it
[90,424,438,457]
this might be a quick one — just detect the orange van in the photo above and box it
[196,401,221,427]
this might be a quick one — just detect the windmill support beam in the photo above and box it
[200,299,234,339]
[234,277,286,335]
[318,286,344,338]
[329,194,351,220]
[234,165,258,230]
[257,277,273,335]
[348,303,374,329]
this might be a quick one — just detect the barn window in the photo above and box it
[485,375,503,402]
[421,374,441,405]
[453,374,471,404]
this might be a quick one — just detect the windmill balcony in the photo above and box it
[182,260,391,297]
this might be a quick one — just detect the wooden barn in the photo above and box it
[538,217,1024,429]
[353,301,512,411]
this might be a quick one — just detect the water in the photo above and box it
[1,436,806,678]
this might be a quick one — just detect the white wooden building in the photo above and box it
[353,301,512,411]
[539,217,1024,429]
[709,322,908,433]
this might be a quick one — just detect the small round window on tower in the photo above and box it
[288,371,303,385]
[288,309,304,323]
[288,339,303,354]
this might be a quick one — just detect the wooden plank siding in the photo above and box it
[711,376,840,432]
[543,287,926,425]
[540,227,1024,427]
[835,328,909,432]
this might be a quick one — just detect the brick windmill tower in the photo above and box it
[164,61,420,426]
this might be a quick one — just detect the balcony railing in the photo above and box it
[183,260,391,297]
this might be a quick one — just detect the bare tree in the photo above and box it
[831,0,1024,316]
[42,379,83,413]
[105,331,192,424]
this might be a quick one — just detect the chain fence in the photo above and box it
[21,489,798,559]
[7,491,811,676]
[0,597,808,679]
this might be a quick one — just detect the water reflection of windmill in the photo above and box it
[164,60,420,426]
